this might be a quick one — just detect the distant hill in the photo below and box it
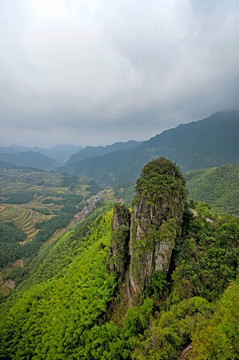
[62,140,143,170]
[62,111,239,187]
[0,152,58,171]
[0,160,16,169]
[0,144,82,163]
[42,144,83,163]
[140,111,239,171]
[186,163,239,216]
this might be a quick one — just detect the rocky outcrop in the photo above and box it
[129,157,187,295]
[112,203,131,231]
[108,158,187,297]
[108,204,131,276]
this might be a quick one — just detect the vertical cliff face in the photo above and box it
[129,157,187,295]
[108,204,131,276]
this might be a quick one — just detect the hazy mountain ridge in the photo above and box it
[0,160,16,169]
[0,151,58,171]
[0,144,83,163]
[142,111,239,169]
[62,111,239,186]
[62,140,143,169]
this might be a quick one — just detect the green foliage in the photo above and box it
[190,279,239,359]
[133,157,187,206]
[132,296,213,359]
[146,271,169,299]
[32,207,51,215]
[4,265,27,285]
[171,208,239,302]
[86,179,102,195]
[113,203,131,226]
[0,209,118,359]
[0,192,34,204]
[122,298,154,339]
[0,222,25,269]
[61,173,78,187]
[186,163,239,216]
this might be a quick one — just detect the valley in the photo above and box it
[0,168,103,298]
[1,0,239,356]
[0,113,239,359]
[0,157,238,359]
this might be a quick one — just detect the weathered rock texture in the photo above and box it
[108,204,131,275]
[129,157,187,295]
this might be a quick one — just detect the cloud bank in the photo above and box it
[1,0,239,146]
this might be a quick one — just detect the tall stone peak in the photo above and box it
[108,158,187,298]
[129,157,187,295]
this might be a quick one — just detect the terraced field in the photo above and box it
[0,168,98,197]
[0,205,5,213]
[0,168,102,298]
[0,205,52,242]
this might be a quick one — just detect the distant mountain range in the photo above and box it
[62,111,239,186]
[0,152,58,171]
[1,111,239,182]
[0,144,83,163]
[63,140,143,166]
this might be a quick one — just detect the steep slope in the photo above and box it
[0,151,58,171]
[186,163,239,216]
[62,111,239,186]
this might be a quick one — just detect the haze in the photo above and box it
[1,0,239,147]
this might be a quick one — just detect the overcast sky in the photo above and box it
[1,0,239,147]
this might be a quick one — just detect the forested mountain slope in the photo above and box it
[63,111,239,187]
[0,158,239,359]
[186,163,239,216]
